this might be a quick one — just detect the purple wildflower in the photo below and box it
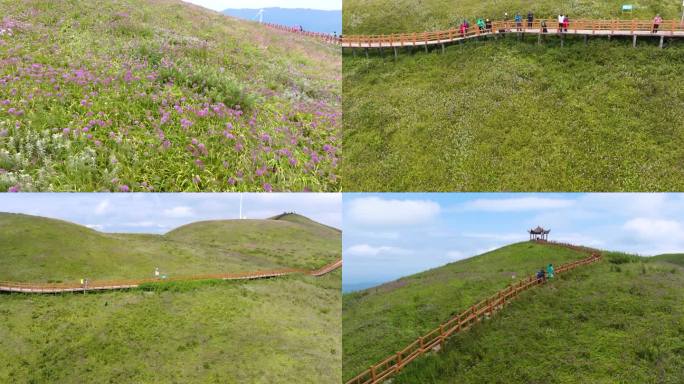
[263,183,272,192]
[119,185,130,192]
[8,185,20,193]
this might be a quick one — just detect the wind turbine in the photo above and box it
[239,193,244,219]
[255,9,264,23]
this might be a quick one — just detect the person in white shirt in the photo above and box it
[558,14,564,32]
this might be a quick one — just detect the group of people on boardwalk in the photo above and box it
[454,12,668,37]
[536,264,555,282]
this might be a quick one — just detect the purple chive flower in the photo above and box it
[289,157,297,166]
[8,185,20,193]
[180,118,193,129]
[162,140,171,149]
[323,144,333,153]
[260,133,271,143]
[119,185,130,192]
[255,166,267,177]
[0,129,7,137]
[191,138,199,146]
[228,177,237,185]
[63,128,70,135]
[263,183,272,192]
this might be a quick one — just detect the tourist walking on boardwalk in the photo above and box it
[547,263,555,279]
[653,14,662,33]
[536,268,547,283]
[515,12,523,31]
[541,19,548,33]
[485,18,492,32]
[558,14,564,32]
[563,15,569,32]
[527,11,534,28]
[477,17,486,32]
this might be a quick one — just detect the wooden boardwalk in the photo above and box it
[0,258,342,294]
[342,19,684,54]
[344,241,602,384]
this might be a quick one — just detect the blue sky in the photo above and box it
[0,193,341,233]
[182,0,341,11]
[343,193,684,290]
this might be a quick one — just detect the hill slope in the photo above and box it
[342,242,593,379]
[344,0,682,34]
[391,258,684,383]
[0,212,340,282]
[653,253,684,267]
[342,0,684,191]
[0,0,340,192]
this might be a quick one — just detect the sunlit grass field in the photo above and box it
[0,0,340,192]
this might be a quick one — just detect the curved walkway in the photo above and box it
[342,19,684,52]
[0,258,342,294]
[345,241,602,384]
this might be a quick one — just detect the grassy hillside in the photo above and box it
[342,0,684,191]
[0,212,341,282]
[344,0,682,34]
[342,242,593,379]
[391,258,684,383]
[653,253,684,267]
[0,272,341,383]
[0,0,340,192]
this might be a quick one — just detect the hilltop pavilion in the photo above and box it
[528,226,550,241]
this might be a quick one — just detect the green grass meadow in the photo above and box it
[0,273,341,384]
[343,37,684,191]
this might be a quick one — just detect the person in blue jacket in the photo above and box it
[514,13,523,31]
[547,263,555,279]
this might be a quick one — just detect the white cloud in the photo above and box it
[461,232,524,241]
[623,218,684,240]
[348,197,440,226]
[163,206,195,218]
[94,200,111,215]
[463,197,574,212]
[85,224,105,231]
[361,231,400,240]
[346,244,412,257]
[446,250,465,260]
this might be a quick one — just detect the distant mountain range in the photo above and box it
[223,7,342,35]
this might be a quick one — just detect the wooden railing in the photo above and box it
[344,241,601,384]
[0,258,342,294]
[263,22,341,44]
[341,19,684,48]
